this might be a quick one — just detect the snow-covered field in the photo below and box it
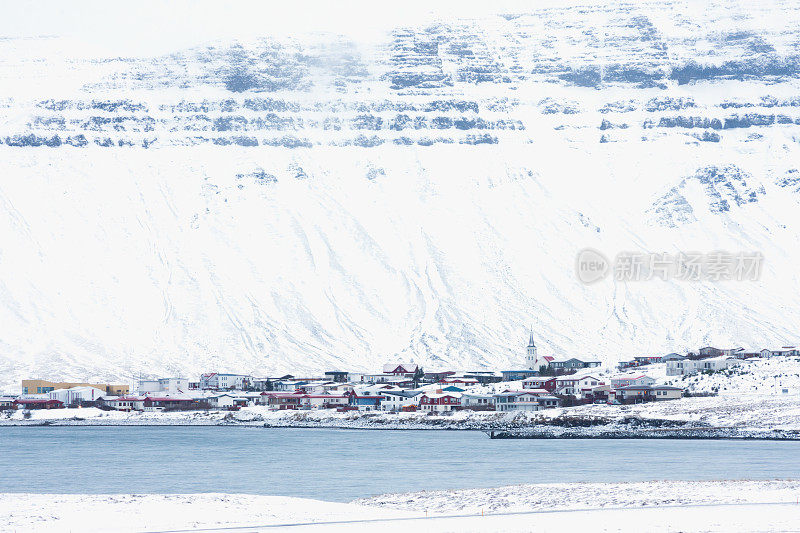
[3,0,800,389]
[3,480,800,532]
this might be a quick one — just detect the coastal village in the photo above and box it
[4,333,798,415]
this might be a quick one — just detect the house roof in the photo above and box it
[382,363,418,374]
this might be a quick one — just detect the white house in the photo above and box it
[299,394,349,409]
[575,375,606,398]
[666,359,700,376]
[207,393,244,409]
[379,390,422,412]
[104,395,146,411]
[698,356,737,372]
[199,373,252,390]
[48,386,105,406]
[610,374,655,388]
[494,391,546,412]
[138,378,188,395]
[460,393,495,410]
[554,376,580,396]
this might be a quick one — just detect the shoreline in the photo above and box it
[4,419,800,440]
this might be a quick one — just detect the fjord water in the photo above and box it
[2,427,800,501]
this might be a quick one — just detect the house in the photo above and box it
[324,371,349,383]
[262,392,302,410]
[494,391,553,412]
[549,358,601,371]
[460,393,495,410]
[297,382,335,394]
[419,392,462,412]
[274,380,310,392]
[207,394,246,409]
[0,396,16,410]
[616,385,683,402]
[650,385,684,400]
[537,396,562,408]
[617,360,639,370]
[439,377,479,387]
[199,373,252,390]
[462,371,503,384]
[141,396,197,411]
[697,346,724,358]
[522,377,557,392]
[610,374,655,388]
[501,370,539,381]
[13,398,64,410]
[21,380,128,396]
[666,359,701,376]
[348,393,382,411]
[137,378,188,395]
[299,394,349,410]
[382,364,419,377]
[769,347,800,357]
[104,396,144,411]
[380,390,422,412]
[424,371,456,382]
[698,356,736,372]
[661,353,686,362]
[575,375,607,398]
[554,375,581,395]
[633,355,663,365]
[47,386,105,407]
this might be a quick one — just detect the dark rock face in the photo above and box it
[649,166,766,226]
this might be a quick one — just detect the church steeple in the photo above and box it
[525,327,538,370]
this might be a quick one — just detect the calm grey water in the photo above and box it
[1,426,799,501]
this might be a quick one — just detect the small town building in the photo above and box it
[462,371,503,384]
[324,371,349,383]
[141,396,197,411]
[494,391,549,412]
[501,370,539,381]
[633,356,663,365]
[47,386,105,407]
[549,358,601,371]
[610,374,655,388]
[13,398,64,409]
[299,394,349,409]
[460,393,495,410]
[137,378,188,395]
[419,392,462,412]
[199,373,252,390]
[262,392,303,409]
[347,393,382,411]
[522,376,557,392]
[379,390,422,412]
[21,380,128,396]
[0,396,16,410]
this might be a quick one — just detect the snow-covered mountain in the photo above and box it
[2,0,800,390]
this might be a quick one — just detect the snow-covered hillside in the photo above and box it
[2,1,800,390]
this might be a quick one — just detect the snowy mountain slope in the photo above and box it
[1,1,800,390]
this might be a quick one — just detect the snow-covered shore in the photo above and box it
[4,359,800,438]
[4,393,800,438]
[3,480,800,532]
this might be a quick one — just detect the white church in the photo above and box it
[525,329,552,371]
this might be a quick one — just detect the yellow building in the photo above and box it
[21,379,129,396]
